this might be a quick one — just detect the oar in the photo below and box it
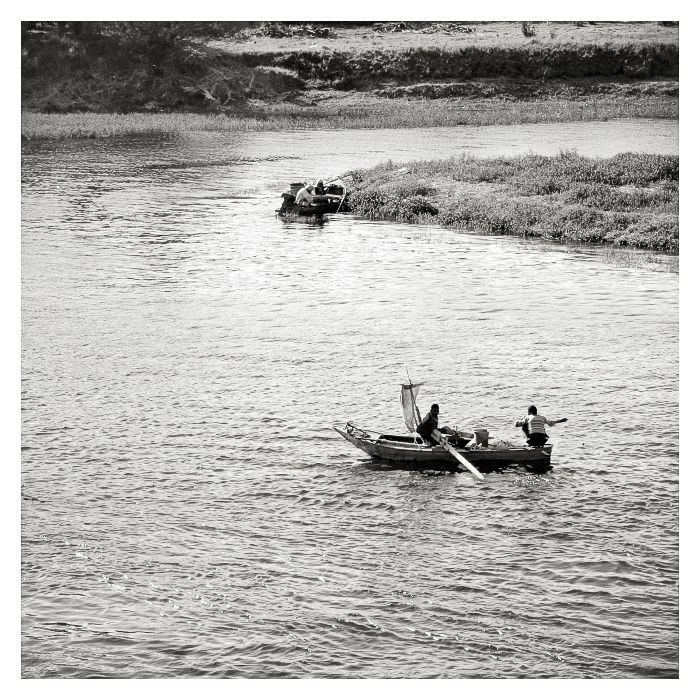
[432,429,484,481]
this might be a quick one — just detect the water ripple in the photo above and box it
[21,121,678,679]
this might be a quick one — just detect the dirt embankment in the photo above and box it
[237,43,678,90]
[21,21,678,115]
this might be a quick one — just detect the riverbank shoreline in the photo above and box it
[20,96,678,140]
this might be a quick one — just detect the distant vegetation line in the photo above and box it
[21,97,678,139]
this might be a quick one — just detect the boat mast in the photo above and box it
[406,367,421,427]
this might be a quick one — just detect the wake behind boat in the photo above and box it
[334,381,555,474]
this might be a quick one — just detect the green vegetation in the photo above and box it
[21,96,677,139]
[21,22,254,114]
[345,152,679,252]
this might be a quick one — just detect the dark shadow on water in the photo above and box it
[140,155,293,171]
[361,458,553,476]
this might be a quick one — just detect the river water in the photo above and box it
[21,119,679,679]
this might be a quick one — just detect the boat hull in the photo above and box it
[277,188,345,218]
[334,424,552,471]
[278,202,341,217]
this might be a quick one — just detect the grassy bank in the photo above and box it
[21,95,677,140]
[344,152,678,252]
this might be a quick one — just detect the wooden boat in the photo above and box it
[277,179,346,218]
[333,422,553,472]
[333,380,554,474]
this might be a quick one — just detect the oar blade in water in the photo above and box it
[432,430,484,481]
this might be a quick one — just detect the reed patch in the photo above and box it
[21,96,678,139]
[345,152,678,252]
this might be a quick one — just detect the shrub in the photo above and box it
[613,215,679,251]
[396,196,439,221]
[561,183,675,210]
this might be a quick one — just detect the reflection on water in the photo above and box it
[21,120,678,678]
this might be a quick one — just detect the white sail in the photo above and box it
[400,382,423,433]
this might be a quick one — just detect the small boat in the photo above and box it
[333,382,554,474]
[277,179,346,218]
[333,422,553,472]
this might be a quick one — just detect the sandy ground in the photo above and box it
[211,21,678,55]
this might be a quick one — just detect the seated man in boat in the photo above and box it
[515,405,567,446]
[295,182,315,205]
[295,180,327,206]
[416,403,441,446]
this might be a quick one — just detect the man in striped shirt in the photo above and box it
[515,405,567,446]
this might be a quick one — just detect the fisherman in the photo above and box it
[295,180,328,206]
[515,405,567,446]
[295,182,315,205]
[416,403,441,446]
